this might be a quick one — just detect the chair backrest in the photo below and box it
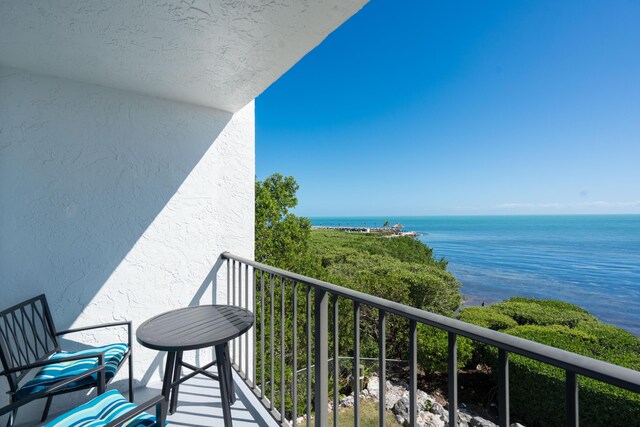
[0,295,59,392]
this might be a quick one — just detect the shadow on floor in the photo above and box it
[136,370,278,427]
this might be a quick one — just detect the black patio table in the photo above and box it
[137,305,254,427]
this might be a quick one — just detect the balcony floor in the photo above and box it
[135,371,279,427]
[10,369,278,426]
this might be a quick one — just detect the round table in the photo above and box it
[137,305,254,427]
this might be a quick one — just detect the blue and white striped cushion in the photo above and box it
[44,389,158,427]
[16,343,128,399]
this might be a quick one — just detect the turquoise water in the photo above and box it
[310,215,640,335]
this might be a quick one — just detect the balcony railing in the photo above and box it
[221,252,640,427]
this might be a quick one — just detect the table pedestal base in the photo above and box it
[161,343,236,427]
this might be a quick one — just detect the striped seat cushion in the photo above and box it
[16,343,128,399]
[44,389,158,427]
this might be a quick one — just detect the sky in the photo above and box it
[256,0,640,217]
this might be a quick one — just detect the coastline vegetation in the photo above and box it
[255,174,640,426]
[460,299,640,426]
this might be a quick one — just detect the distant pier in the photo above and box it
[312,225,418,237]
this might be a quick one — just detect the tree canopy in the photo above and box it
[255,173,312,271]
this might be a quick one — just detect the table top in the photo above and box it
[136,305,254,351]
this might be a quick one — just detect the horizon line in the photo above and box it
[303,212,640,218]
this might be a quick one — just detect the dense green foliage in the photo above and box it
[416,324,474,372]
[308,230,462,366]
[255,174,640,425]
[491,298,595,327]
[254,174,462,418]
[459,299,640,427]
[255,173,312,271]
[458,306,518,330]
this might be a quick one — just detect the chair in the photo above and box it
[1,365,164,427]
[44,390,165,427]
[0,295,133,425]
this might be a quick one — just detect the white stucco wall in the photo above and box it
[0,66,254,417]
[0,0,368,112]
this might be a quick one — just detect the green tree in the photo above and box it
[383,220,390,228]
[255,173,312,272]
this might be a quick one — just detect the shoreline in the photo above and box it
[312,225,419,237]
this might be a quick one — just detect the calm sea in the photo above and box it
[310,215,640,336]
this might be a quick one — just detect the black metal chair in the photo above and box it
[0,294,133,426]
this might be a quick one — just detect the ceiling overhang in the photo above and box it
[0,0,367,112]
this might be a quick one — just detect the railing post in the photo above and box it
[498,349,510,427]
[409,320,417,427]
[353,301,361,427]
[260,270,265,399]
[306,286,312,427]
[448,332,458,427]
[280,277,286,421]
[314,289,329,427]
[333,295,340,427]
[292,281,298,425]
[566,371,579,427]
[270,274,275,411]
[378,310,386,427]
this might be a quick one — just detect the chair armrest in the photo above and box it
[56,320,132,347]
[104,395,166,427]
[0,352,105,376]
[56,321,131,336]
[0,356,106,417]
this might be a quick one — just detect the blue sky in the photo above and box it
[256,0,640,216]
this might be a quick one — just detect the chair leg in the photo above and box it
[6,407,17,427]
[128,352,134,402]
[41,396,53,423]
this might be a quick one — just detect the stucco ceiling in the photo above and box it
[0,0,367,112]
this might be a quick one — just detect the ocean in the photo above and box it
[310,215,640,336]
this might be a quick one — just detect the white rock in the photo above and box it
[469,416,497,427]
[367,376,380,399]
[393,396,410,424]
[420,411,446,427]
[339,394,354,408]
[430,402,447,417]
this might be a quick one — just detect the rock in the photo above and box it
[367,376,380,399]
[339,394,354,408]
[445,410,472,427]
[458,409,473,424]
[420,411,446,427]
[393,396,410,425]
[385,380,408,410]
[355,376,503,427]
[469,416,497,427]
[417,389,436,410]
[430,402,447,417]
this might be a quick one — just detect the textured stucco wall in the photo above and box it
[0,0,367,112]
[0,66,254,417]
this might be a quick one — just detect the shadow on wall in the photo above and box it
[0,67,253,419]
[0,67,233,327]
[55,256,226,387]
[0,256,228,425]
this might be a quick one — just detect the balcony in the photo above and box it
[156,253,640,426]
[4,252,640,427]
